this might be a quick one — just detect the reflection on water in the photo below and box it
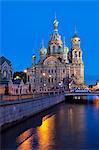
[1,96,99,150]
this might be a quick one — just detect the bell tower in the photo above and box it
[71,29,84,84]
[71,31,83,64]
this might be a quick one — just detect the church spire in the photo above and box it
[63,36,66,52]
[41,39,44,48]
[74,24,77,34]
[53,14,59,32]
[63,37,66,46]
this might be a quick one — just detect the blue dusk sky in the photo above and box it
[1,0,99,84]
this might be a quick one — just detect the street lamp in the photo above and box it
[42,72,46,76]
[24,69,27,73]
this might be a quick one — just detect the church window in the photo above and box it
[63,69,65,73]
[48,78,50,83]
[53,46,56,54]
[58,46,60,53]
[40,78,42,82]
[79,51,81,57]
[16,89,18,94]
[74,51,77,58]
[52,70,53,73]
[4,70,7,78]
[28,76,30,82]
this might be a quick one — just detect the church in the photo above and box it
[26,17,84,93]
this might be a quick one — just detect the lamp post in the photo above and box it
[42,72,46,93]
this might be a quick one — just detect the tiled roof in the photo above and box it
[0,56,11,65]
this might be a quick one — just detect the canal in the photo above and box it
[1,96,99,150]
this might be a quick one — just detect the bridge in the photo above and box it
[64,92,99,96]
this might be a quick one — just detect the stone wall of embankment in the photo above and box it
[0,94,65,128]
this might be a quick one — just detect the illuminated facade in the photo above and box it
[27,17,84,92]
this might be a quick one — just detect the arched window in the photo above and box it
[3,70,7,78]
[28,76,30,82]
[48,78,50,83]
[48,46,51,54]
[53,46,56,54]
[79,51,81,57]
[58,46,60,53]
[74,51,77,58]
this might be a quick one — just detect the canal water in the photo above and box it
[1,96,99,150]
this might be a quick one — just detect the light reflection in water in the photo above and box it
[1,97,99,150]
[37,115,55,150]
[17,129,33,150]
[16,115,55,150]
[94,96,99,106]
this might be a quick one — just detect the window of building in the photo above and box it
[48,78,50,83]
[40,78,42,82]
[28,76,30,82]
[58,46,60,53]
[3,70,7,78]
[74,51,77,58]
[79,51,81,57]
[53,46,56,54]
[16,89,18,94]
[63,69,65,73]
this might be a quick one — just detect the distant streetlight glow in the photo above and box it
[24,69,27,73]
[43,73,46,76]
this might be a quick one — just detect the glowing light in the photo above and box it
[49,75,52,78]
[24,69,27,73]
[42,72,45,76]
[17,129,33,150]
[37,115,55,150]
[14,76,20,80]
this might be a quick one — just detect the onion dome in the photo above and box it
[49,16,62,46]
[32,54,36,59]
[40,40,47,55]
[72,32,80,38]
[71,26,80,42]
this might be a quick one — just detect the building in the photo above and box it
[0,56,13,94]
[8,79,30,95]
[26,17,84,93]
[0,56,29,95]
[0,56,13,83]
